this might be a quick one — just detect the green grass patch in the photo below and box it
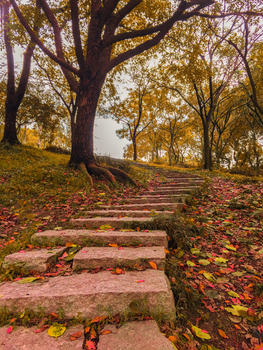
[0,144,91,207]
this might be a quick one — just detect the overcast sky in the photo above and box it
[94,117,128,159]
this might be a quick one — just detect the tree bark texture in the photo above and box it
[1,2,38,144]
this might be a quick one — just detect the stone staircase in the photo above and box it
[0,172,204,349]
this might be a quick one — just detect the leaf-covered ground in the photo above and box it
[165,177,263,350]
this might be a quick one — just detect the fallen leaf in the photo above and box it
[198,259,211,266]
[149,261,157,270]
[85,340,96,350]
[17,277,40,284]
[7,326,13,334]
[108,243,118,248]
[112,268,125,275]
[70,331,82,341]
[218,329,229,338]
[48,324,66,338]
[228,291,240,298]
[191,325,211,340]
[183,333,191,341]
[203,272,216,282]
[224,244,237,252]
[90,316,107,324]
[168,335,177,343]
[225,305,248,317]
[100,329,112,335]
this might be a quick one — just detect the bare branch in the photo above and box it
[10,0,80,86]
[69,0,85,69]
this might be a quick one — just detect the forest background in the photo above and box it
[1,0,263,175]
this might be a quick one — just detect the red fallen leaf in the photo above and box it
[85,340,96,350]
[90,316,107,324]
[50,312,59,318]
[136,280,145,283]
[7,326,13,334]
[247,308,256,317]
[70,331,82,341]
[202,300,215,312]
[34,325,49,333]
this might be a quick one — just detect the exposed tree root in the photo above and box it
[70,160,137,186]
[106,166,138,186]
[86,163,117,184]
[78,162,93,187]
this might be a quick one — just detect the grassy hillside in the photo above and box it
[0,145,154,268]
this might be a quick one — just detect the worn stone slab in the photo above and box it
[32,229,168,247]
[0,270,175,319]
[143,188,197,195]
[84,210,173,217]
[71,216,153,229]
[99,203,183,211]
[159,183,202,188]
[73,246,166,270]
[160,177,204,182]
[0,325,83,350]
[98,320,175,350]
[126,196,184,204]
[3,248,66,273]
[157,186,200,191]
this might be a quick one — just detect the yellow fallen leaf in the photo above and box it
[191,325,211,340]
[48,324,66,338]
[108,243,118,248]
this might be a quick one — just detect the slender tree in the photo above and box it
[1,1,40,144]
[10,0,214,182]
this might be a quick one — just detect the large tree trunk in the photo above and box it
[132,137,137,161]
[70,80,101,166]
[2,104,20,144]
[69,80,135,185]
[203,123,212,170]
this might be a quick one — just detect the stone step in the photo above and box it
[160,177,203,181]
[73,246,166,271]
[99,203,183,211]
[155,186,200,191]
[3,247,66,273]
[127,195,183,203]
[143,188,197,195]
[32,229,168,247]
[158,182,202,187]
[71,216,153,229]
[0,325,83,350]
[98,320,175,350]
[84,210,173,217]
[0,270,175,320]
